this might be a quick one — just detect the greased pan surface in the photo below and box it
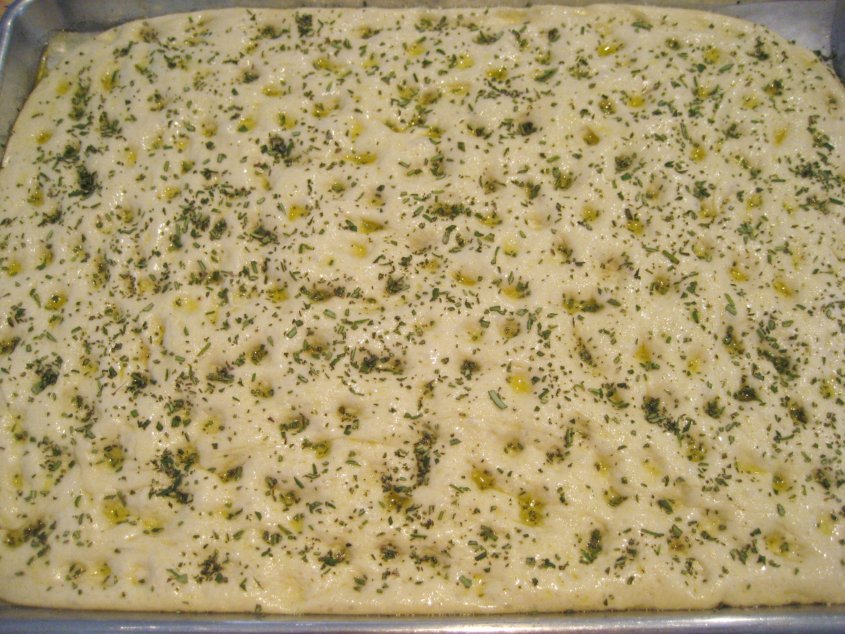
[0,0,844,630]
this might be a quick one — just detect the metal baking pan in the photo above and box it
[0,0,844,631]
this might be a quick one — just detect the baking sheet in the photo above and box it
[2,605,845,633]
[0,0,844,630]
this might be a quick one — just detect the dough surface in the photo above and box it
[0,5,843,613]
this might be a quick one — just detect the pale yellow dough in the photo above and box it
[0,5,843,613]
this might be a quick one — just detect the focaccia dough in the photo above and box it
[0,5,843,613]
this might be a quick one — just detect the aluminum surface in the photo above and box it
[833,0,845,80]
[0,0,844,630]
[2,606,845,633]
